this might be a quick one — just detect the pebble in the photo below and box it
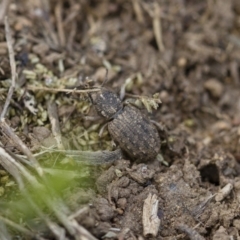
[204,78,224,98]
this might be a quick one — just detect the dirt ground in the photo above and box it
[0,0,240,239]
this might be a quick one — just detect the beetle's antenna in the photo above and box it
[101,68,109,88]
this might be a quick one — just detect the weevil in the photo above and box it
[88,87,161,162]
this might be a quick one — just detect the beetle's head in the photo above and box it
[89,88,123,119]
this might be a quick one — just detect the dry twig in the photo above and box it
[27,85,100,94]
[192,194,215,219]
[0,119,43,176]
[215,183,233,202]
[142,2,165,52]
[0,146,25,189]
[41,16,59,48]
[142,193,160,237]
[47,101,64,150]
[0,221,11,240]
[0,17,17,119]
[152,2,165,52]
[0,215,36,239]
[176,224,205,240]
[132,0,144,23]
[0,0,10,23]
[55,0,66,47]
[68,207,89,221]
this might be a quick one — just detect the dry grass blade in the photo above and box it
[152,2,165,52]
[0,0,10,23]
[215,183,233,202]
[0,119,43,176]
[0,216,35,239]
[48,101,64,150]
[44,197,98,240]
[132,0,144,23]
[27,85,100,94]
[0,146,25,189]
[141,1,165,52]
[0,16,17,119]
[55,0,66,47]
[176,224,205,240]
[0,221,11,240]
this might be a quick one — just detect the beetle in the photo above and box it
[88,87,161,162]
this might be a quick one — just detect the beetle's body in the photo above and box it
[108,105,160,161]
[89,88,161,162]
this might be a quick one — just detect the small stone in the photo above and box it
[159,90,169,103]
[215,183,233,202]
[204,78,224,98]
[117,198,127,209]
[115,169,123,177]
[233,219,240,230]
[212,121,231,132]
[177,57,187,67]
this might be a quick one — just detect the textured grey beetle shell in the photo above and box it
[108,105,160,162]
[89,88,161,162]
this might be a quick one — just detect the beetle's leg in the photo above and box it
[111,140,116,148]
[81,115,102,122]
[151,120,174,151]
[151,120,165,132]
[98,122,108,138]
[99,122,117,149]
[151,120,168,147]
